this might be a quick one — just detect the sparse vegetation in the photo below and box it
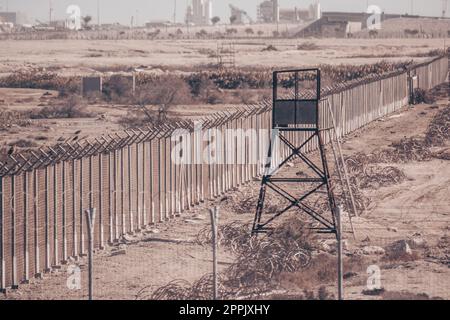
[297,41,320,51]
[413,88,436,104]
[8,139,38,148]
[0,110,32,131]
[261,44,278,52]
[382,291,443,300]
[30,96,93,119]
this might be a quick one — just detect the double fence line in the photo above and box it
[0,55,448,290]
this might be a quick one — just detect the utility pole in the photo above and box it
[49,0,53,24]
[410,0,414,15]
[174,0,177,24]
[97,0,100,27]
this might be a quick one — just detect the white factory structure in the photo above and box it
[186,0,213,25]
[257,0,321,23]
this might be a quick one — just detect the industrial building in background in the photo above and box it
[186,0,213,25]
[229,4,254,24]
[0,11,16,24]
[257,0,321,23]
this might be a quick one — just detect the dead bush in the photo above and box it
[425,235,449,265]
[297,42,320,51]
[8,139,38,148]
[382,243,420,263]
[261,45,278,52]
[30,96,93,119]
[269,286,335,300]
[381,291,442,300]
[413,88,436,105]
[117,109,150,129]
[281,254,366,290]
[28,135,48,141]
[102,75,135,103]
[134,77,194,107]
[0,69,79,95]
[362,288,385,296]
[425,105,450,146]
[0,110,32,130]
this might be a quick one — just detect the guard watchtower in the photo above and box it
[252,68,338,235]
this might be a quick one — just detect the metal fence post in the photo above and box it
[62,162,67,263]
[33,169,40,277]
[209,206,219,300]
[53,164,59,267]
[337,206,344,301]
[108,152,114,243]
[44,167,51,271]
[72,160,78,259]
[128,145,133,233]
[136,144,141,230]
[11,175,17,288]
[0,176,4,291]
[23,171,29,282]
[99,154,104,249]
[120,148,125,235]
[80,158,85,256]
[85,208,96,300]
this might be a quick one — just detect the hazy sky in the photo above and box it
[2,0,445,25]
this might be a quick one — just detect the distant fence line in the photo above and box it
[0,55,448,290]
[0,29,449,41]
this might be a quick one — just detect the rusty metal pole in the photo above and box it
[209,206,219,300]
[85,208,96,300]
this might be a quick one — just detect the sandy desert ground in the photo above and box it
[1,38,448,76]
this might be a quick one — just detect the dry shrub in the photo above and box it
[117,109,150,129]
[102,75,135,103]
[30,96,92,119]
[134,77,194,107]
[425,105,450,146]
[281,253,366,290]
[362,288,385,296]
[0,69,80,94]
[0,110,32,131]
[382,291,442,300]
[8,139,38,148]
[382,250,420,263]
[413,88,436,104]
[425,235,449,265]
[297,42,320,51]
[261,45,277,52]
[269,286,335,300]
[31,135,49,141]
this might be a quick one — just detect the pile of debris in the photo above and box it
[426,105,450,146]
